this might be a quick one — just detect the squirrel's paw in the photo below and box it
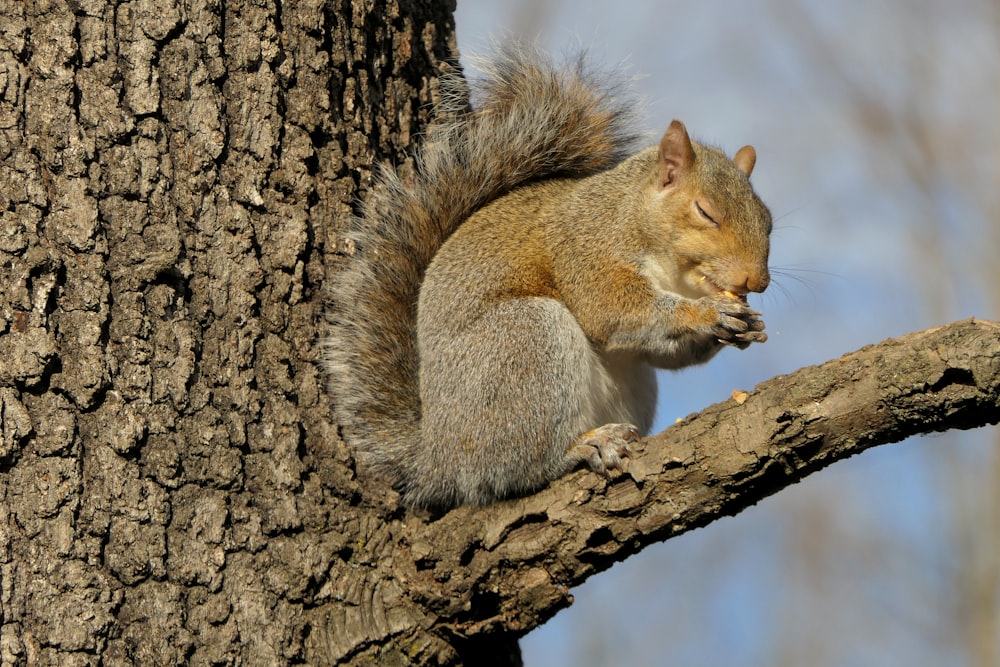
[569,423,639,477]
[708,298,767,349]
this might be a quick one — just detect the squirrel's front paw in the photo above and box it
[707,297,767,349]
[568,423,639,477]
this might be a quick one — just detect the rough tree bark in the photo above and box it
[0,1,997,666]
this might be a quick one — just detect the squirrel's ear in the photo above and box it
[658,120,695,188]
[733,145,756,177]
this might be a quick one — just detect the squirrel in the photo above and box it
[324,46,772,511]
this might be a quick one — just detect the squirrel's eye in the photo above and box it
[695,201,720,227]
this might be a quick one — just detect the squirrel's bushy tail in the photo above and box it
[323,45,640,493]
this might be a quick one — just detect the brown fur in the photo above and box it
[324,47,771,510]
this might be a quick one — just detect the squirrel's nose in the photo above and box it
[748,270,770,293]
[737,270,769,294]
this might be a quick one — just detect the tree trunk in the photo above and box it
[1,2,998,666]
[0,0,458,663]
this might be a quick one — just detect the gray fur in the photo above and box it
[323,47,642,508]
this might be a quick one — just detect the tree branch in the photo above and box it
[395,318,1000,640]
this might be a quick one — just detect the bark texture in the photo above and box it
[1,1,999,666]
[0,0,457,664]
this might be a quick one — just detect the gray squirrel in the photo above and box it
[324,46,771,511]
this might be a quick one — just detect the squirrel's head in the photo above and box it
[646,120,772,301]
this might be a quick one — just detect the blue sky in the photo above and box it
[453,2,1000,665]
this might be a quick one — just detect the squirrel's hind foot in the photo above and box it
[568,423,639,478]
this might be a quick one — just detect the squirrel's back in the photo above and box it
[323,46,641,495]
